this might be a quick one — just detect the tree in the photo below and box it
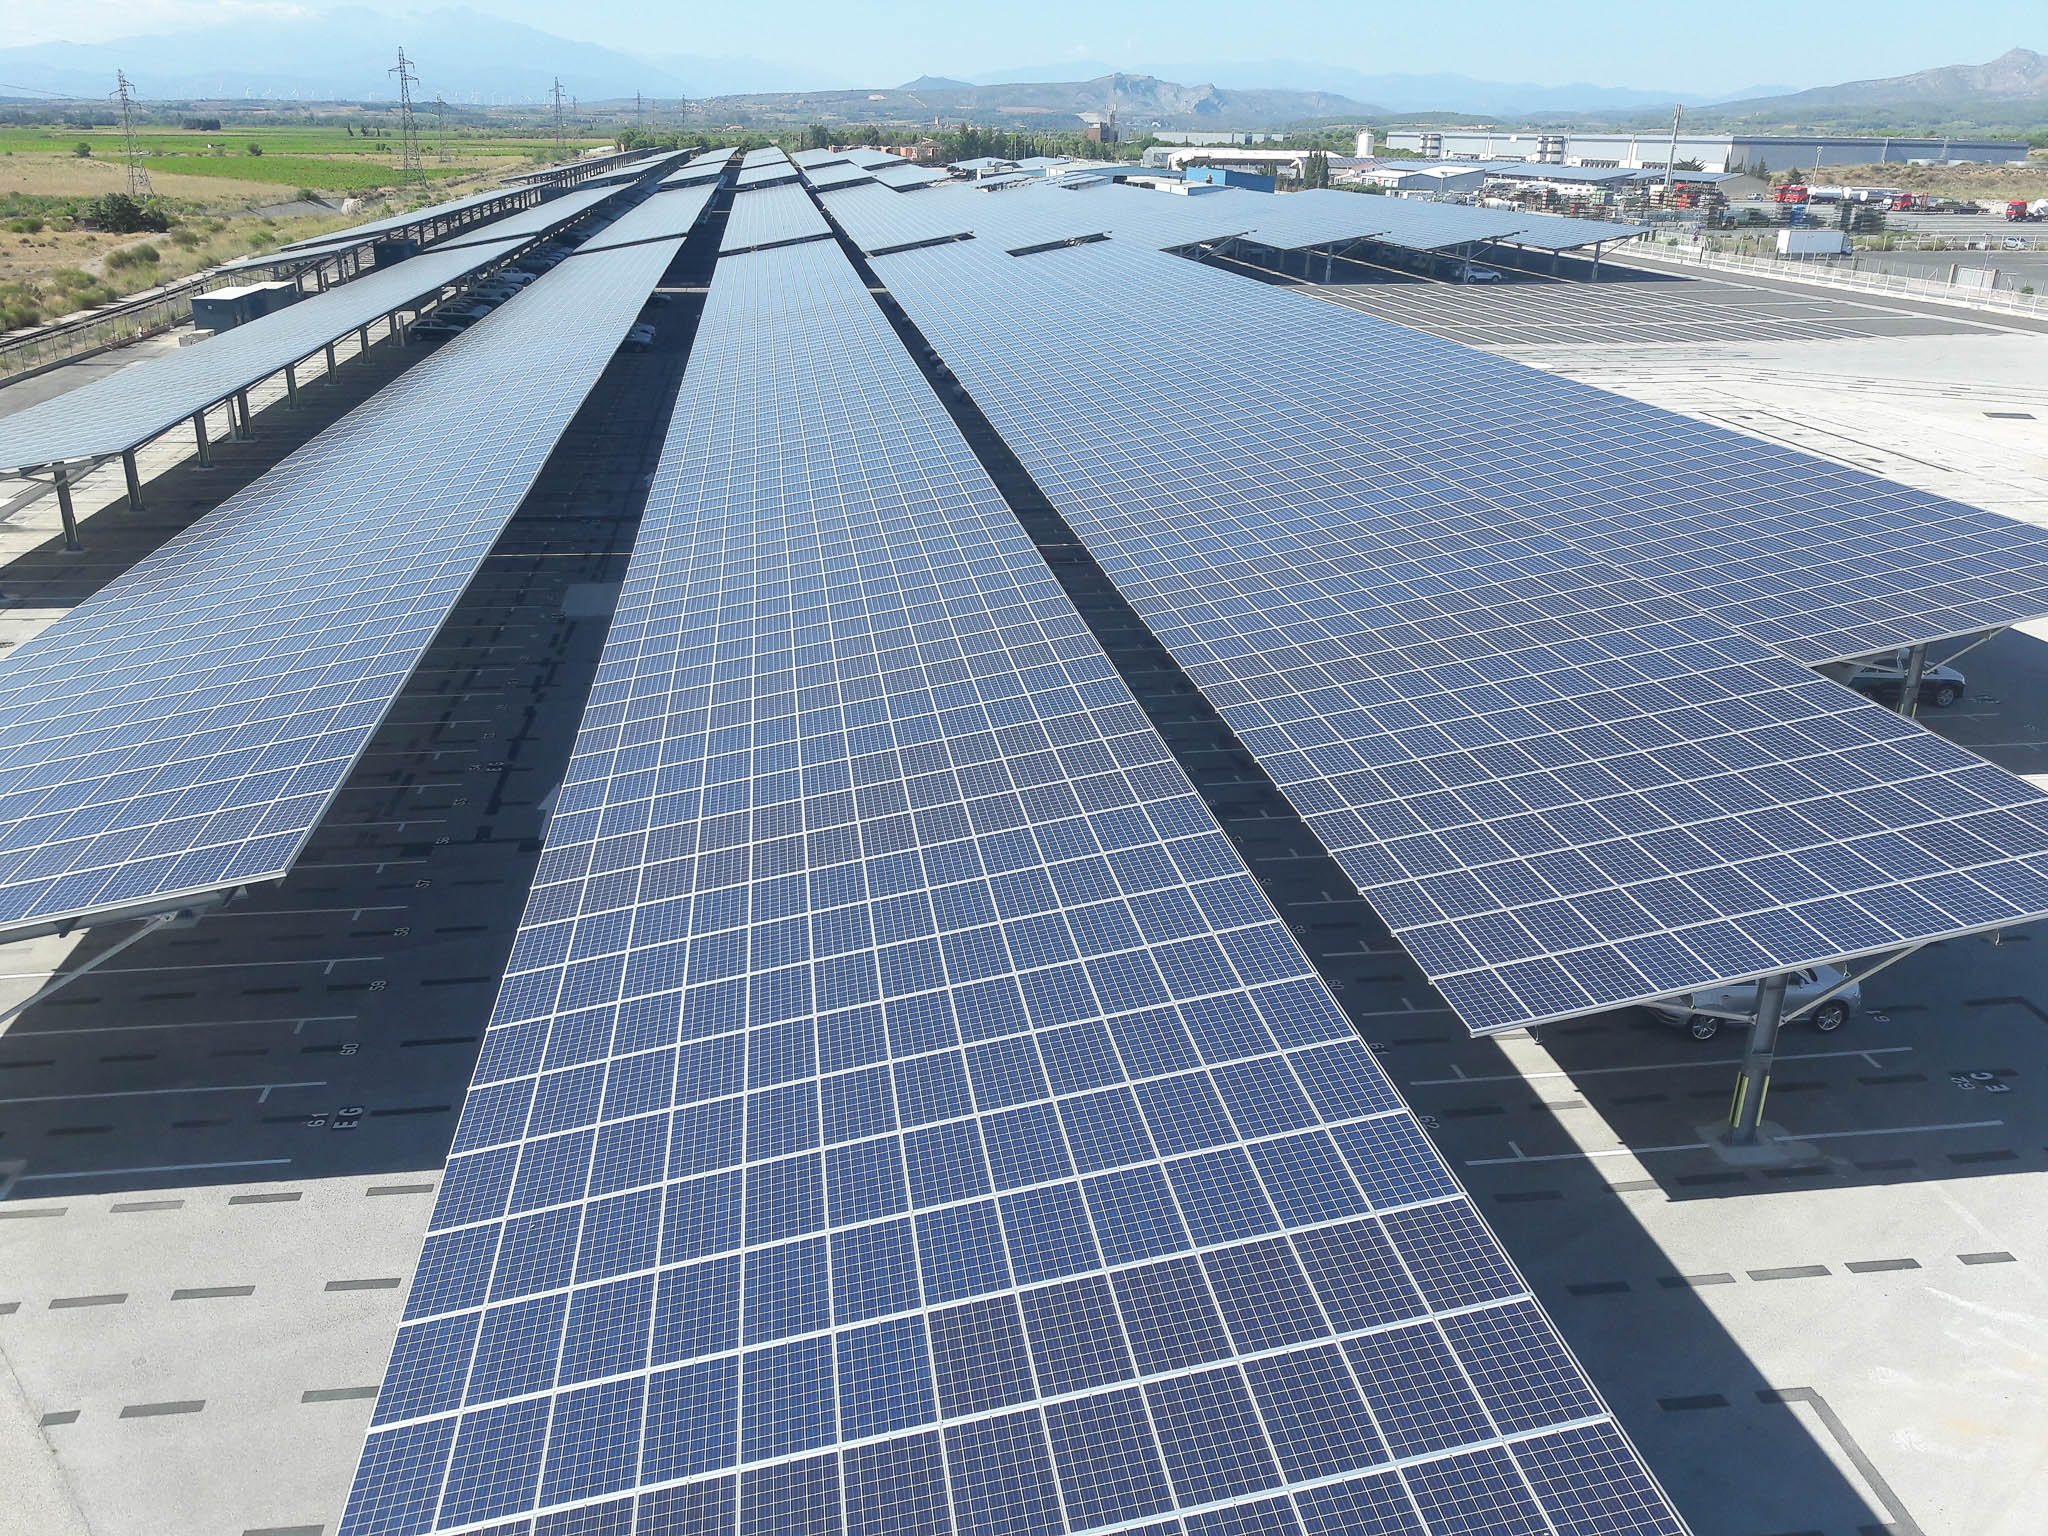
[1303,150,1330,189]
[246,142,263,156]
[73,141,91,158]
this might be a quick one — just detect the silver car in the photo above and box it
[1643,964,1859,1041]
[1840,651,1965,709]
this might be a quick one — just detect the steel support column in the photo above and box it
[52,463,81,551]
[1725,973,1788,1145]
[232,389,253,440]
[1897,642,1927,717]
[285,362,300,409]
[325,340,338,372]
[358,323,372,358]
[192,409,213,467]
[122,448,143,511]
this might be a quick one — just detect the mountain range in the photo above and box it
[0,12,2041,135]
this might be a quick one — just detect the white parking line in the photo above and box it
[5,1013,355,1039]
[15,1158,293,1184]
[0,1080,326,1107]
[1413,1046,1910,1086]
[1466,1118,2006,1166]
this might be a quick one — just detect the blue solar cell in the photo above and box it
[1443,1299,1605,1432]
[642,1358,739,1481]
[929,1295,1037,1417]
[831,1216,923,1324]
[653,1255,741,1364]
[1045,1386,1177,1526]
[439,1398,549,1525]
[982,1101,1075,1189]
[375,1313,479,1424]
[1243,1343,1388,1480]
[826,1135,910,1227]
[1059,1085,1156,1172]
[1019,1274,1136,1395]
[637,1477,735,1536]
[576,1187,661,1282]
[1512,1421,1690,1536]
[843,1432,953,1536]
[1147,1366,1283,1503]
[1204,1237,1332,1353]
[743,1236,831,1343]
[915,1200,1013,1304]
[945,1411,1065,1536]
[903,1119,992,1208]
[1250,1131,1370,1226]
[740,1336,836,1462]
[1113,1255,1235,1375]
[739,1453,839,1536]
[1294,1471,1427,1536]
[835,1315,939,1437]
[559,1273,653,1384]
[1344,1325,1495,1458]
[1083,1162,1191,1265]
[1383,1201,1525,1310]
[1405,1445,1548,1536]
[1292,1219,1429,1331]
[539,1377,644,1504]
[999,1181,1102,1284]
[1327,1117,1460,1209]
[1167,1146,1281,1245]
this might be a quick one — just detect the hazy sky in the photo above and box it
[8,0,2041,95]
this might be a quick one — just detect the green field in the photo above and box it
[0,126,612,159]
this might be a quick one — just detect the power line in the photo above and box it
[389,46,426,192]
[113,71,152,197]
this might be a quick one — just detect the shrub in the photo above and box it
[83,193,166,233]
[4,217,42,233]
[49,268,95,289]
[105,242,161,270]
[169,228,200,247]
[295,188,320,203]
[246,142,263,157]
[73,141,92,158]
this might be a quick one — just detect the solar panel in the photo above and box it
[0,235,535,473]
[663,162,729,188]
[335,232,1684,1536]
[507,149,654,187]
[580,183,719,253]
[872,162,950,191]
[1486,210,1649,251]
[791,148,848,169]
[871,235,2048,1031]
[804,163,876,193]
[721,182,833,256]
[741,147,792,168]
[735,162,801,190]
[432,182,637,253]
[843,148,907,170]
[277,186,533,254]
[0,234,694,944]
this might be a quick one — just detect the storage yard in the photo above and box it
[1,145,2044,1536]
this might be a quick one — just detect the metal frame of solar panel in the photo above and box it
[414,182,633,254]
[278,186,538,255]
[334,231,1685,1536]
[0,217,705,946]
[868,235,2048,1033]
[720,182,833,257]
[803,162,879,195]
[735,163,801,191]
[0,234,537,474]
[508,149,656,188]
[580,184,721,254]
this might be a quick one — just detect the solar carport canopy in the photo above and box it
[337,232,1687,1536]
[0,217,704,944]
[430,181,632,252]
[872,234,2048,1033]
[0,236,531,474]
[277,185,533,255]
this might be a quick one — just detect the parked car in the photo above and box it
[1841,650,1965,709]
[1642,965,1859,1041]
[622,323,657,353]
[1463,265,1505,284]
[466,284,524,304]
[408,316,467,340]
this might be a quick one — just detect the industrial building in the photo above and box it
[2,137,2045,1536]
[1381,127,2030,171]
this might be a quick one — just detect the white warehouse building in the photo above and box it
[1377,128,2028,172]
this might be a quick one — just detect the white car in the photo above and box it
[1463,265,1505,283]
[1643,965,1859,1041]
[622,323,657,353]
